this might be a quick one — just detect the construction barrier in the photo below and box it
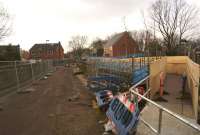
[0,60,57,96]
[166,56,187,74]
[149,57,167,97]
[185,57,199,121]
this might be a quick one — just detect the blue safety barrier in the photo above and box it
[126,53,145,58]
[106,95,139,135]
[88,75,125,84]
[112,53,145,59]
[87,81,120,93]
[132,67,149,85]
[89,53,144,59]
[95,90,113,111]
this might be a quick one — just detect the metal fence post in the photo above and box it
[158,108,163,134]
[43,61,46,75]
[30,62,34,81]
[95,60,98,76]
[49,60,51,73]
[46,61,48,73]
[40,61,43,78]
[148,63,151,98]
[45,61,47,74]
[132,57,134,74]
[148,50,150,65]
[48,60,51,72]
[14,61,20,91]
[146,77,150,99]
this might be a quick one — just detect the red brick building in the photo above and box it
[29,42,64,60]
[103,31,139,57]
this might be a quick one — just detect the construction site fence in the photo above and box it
[86,56,162,79]
[0,60,56,97]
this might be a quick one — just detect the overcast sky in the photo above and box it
[0,0,200,52]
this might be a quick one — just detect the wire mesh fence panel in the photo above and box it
[32,62,43,80]
[43,61,48,74]
[87,57,146,77]
[0,67,17,93]
[17,63,33,87]
[47,60,54,72]
[0,60,57,96]
[0,61,15,67]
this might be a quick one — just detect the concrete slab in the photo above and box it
[137,103,200,135]
[154,74,195,119]
[137,74,199,134]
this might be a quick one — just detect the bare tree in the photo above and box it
[149,0,199,55]
[0,5,12,40]
[90,38,106,56]
[131,30,153,52]
[141,10,161,57]
[178,2,199,42]
[68,35,88,59]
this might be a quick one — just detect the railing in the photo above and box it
[130,88,200,134]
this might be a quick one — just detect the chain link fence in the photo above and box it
[0,60,55,96]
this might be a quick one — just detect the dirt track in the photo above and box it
[0,67,105,135]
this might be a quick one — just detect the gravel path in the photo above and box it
[0,67,105,135]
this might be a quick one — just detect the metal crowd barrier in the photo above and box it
[130,88,200,134]
[0,60,55,96]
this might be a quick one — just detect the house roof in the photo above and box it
[104,31,130,48]
[30,42,63,52]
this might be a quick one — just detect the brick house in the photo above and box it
[103,31,139,57]
[29,42,64,60]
